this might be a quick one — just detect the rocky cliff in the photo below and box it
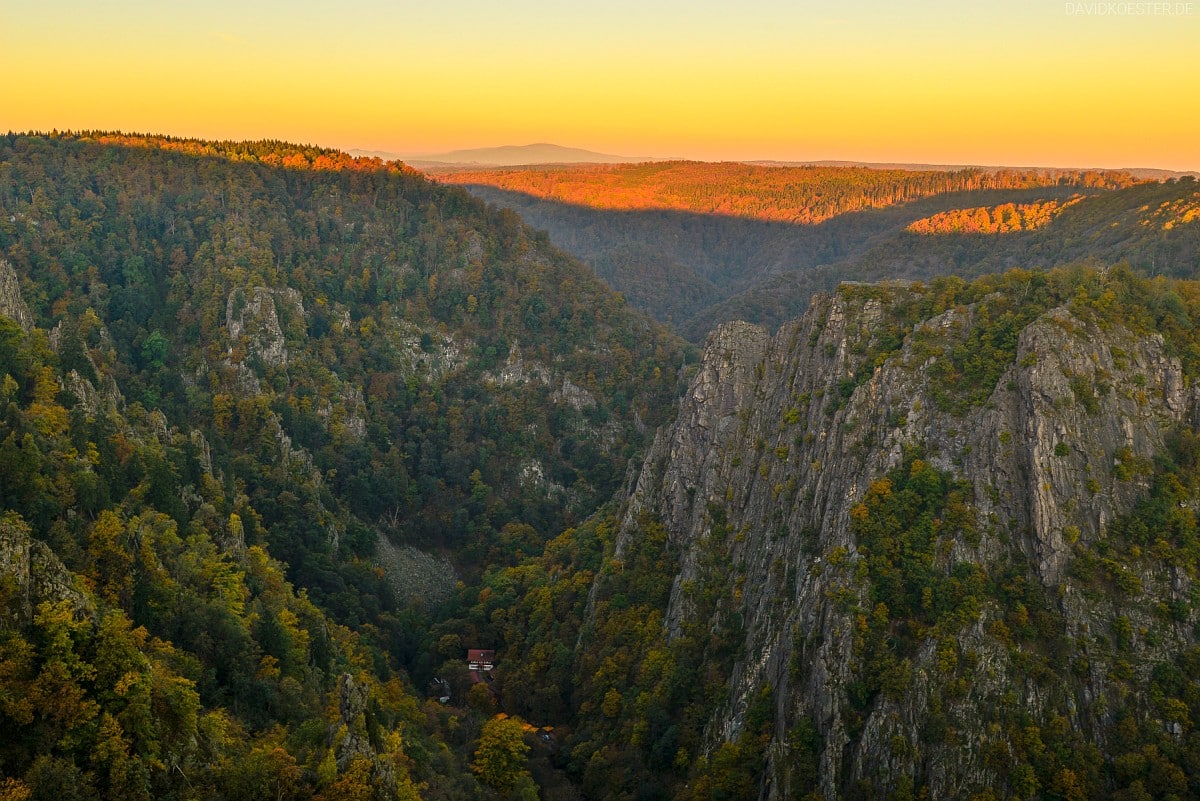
[0,259,34,332]
[612,275,1200,799]
[0,513,92,625]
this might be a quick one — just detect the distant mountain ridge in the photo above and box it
[353,142,657,166]
[353,144,1198,175]
[749,160,1199,179]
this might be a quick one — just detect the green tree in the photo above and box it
[139,331,168,370]
[472,715,532,794]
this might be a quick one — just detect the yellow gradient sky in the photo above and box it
[3,0,1198,169]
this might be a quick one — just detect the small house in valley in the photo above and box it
[467,649,496,683]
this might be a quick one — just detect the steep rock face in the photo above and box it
[0,259,33,332]
[0,514,92,624]
[226,286,302,368]
[61,368,125,418]
[555,377,597,411]
[336,672,374,768]
[48,318,126,417]
[483,342,552,387]
[615,285,1197,799]
[332,672,402,795]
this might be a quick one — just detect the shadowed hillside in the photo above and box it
[450,173,1199,339]
[702,177,1200,337]
[456,182,1121,333]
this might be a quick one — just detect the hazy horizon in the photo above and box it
[5,131,1195,175]
[4,1,1198,171]
[353,141,1198,174]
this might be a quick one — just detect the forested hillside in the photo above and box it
[456,183,1102,331]
[436,164,1200,340]
[904,197,1083,234]
[434,162,1132,225]
[705,178,1200,336]
[0,132,689,800]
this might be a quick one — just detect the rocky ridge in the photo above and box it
[612,281,1200,798]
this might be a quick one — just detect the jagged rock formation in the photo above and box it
[0,259,33,332]
[332,672,403,796]
[326,385,367,439]
[61,368,124,417]
[227,286,302,368]
[484,342,552,387]
[386,318,469,380]
[335,672,375,768]
[555,377,597,411]
[0,514,92,624]
[613,281,1200,799]
[48,318,126,416]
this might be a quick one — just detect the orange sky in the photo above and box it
[3,1,1198,169]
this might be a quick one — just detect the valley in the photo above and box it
[1,132,1200,801]
[9,0,1200,796]
[436,165,1200,340]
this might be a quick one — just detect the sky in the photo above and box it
[2,0,1198,170]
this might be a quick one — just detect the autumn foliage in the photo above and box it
[433,161,1135,225]
[45,130,419,175]
[905,196,1084,234]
